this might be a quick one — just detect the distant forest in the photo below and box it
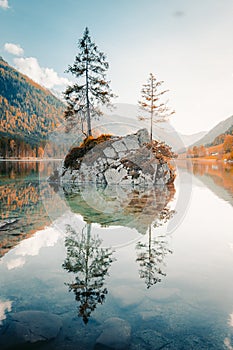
[187,125,233,160]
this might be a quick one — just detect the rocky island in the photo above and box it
[51,129,176,187]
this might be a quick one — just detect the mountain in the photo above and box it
[102,103,140,120]
[190,115,233,148]
[92,112,183,152]
[0,57,65,157]
[102,103,205,150]
[179,131,207,147]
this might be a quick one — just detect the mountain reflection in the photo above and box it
[178,160,233,205]
[0,179,50,258]
[0,160,62,258]
[62,224,115,324]
[192,161,233,195]
[0,161,40,179]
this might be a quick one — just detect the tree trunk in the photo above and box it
[85,53,92,137]
[148,225,152,287]
[150,77,154,143]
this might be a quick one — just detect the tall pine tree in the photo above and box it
[64,27,115,136]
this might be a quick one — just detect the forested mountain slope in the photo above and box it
[190,114,233,148]
[0,57,65,157]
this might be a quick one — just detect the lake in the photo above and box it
[0,159,233,349]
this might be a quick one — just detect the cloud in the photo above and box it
[228,312,233,327]
[13,56,70,89]
[4,42,24,56]
[13,226,60,257]
[224,337,233,350]
[0,300,12,324]
[0,0,9,9]
[6,257,26,270]
[3,42,70,90]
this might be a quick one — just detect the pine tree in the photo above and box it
[138,73,175,142]
[64,27,115,136]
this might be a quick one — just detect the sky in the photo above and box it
[0,0,233,134]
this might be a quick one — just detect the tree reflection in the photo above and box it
[62,224,115,324]
[136,208,174,289]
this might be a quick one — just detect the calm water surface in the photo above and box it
[0,160,233,349]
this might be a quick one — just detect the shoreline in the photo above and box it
[177,157,233,164]
[0,158,63,162]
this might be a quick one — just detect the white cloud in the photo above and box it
[224,337,233,350]
[0,0,9,9]
[13,56,70,89]
[13,226,60,257]
[0,300,12,324]
[6,257,26,270]
[228,312,233,327]
[4,42,24,56]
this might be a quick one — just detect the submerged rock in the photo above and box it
[0,310,62,349]
[95,317,131,350]
[57,129,175,187]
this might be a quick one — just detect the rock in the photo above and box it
[122,134,140,150]
[103,146,117,159]
[137,128,150,145]
[58,128,175,187]
[0,311,62,349]
[95,317,131,350]
[112,140,128,153]
[104,167,128,185]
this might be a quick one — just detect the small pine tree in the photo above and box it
[138,73,175,142]
[64,27,115,136]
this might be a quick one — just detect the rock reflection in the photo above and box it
[63,183,175,235]
[62,224,115,324]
